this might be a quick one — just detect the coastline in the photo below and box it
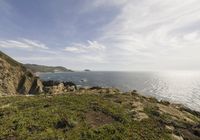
[38,71,200,113]
[1,81,200,114]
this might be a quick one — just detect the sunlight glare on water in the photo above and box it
[39,71,200,111]
[144,71,200,111]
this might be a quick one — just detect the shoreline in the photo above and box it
[37,71,200,113]
[1,83,200,115]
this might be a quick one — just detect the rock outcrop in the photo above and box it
[0,51,43,95]
[42,80,77,94]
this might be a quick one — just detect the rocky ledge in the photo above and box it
[42,80,77,94]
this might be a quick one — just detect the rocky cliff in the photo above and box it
[0,51,43,95]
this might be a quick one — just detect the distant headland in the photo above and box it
[24,64,74,73]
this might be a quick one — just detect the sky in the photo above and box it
[0,0,200,71]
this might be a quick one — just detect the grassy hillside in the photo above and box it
[24,64,73,73]
[0,91,199,140]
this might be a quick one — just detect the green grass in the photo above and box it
[0,94,174,140]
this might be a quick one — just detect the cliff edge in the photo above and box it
[0,51,43,95]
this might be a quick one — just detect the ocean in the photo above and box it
[39,71,200,112]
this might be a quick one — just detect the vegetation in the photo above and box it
[0,92,199,140]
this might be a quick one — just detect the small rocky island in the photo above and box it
[0,51,199,140]
[84,69,91,72]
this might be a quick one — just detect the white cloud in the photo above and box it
[54,0,200,70]
[64,40,105,53]
[0,39,48,50]
[63,40,107,65]
[96,0,200,70]
[22,39,48,49]
[183,32,200,41]
[64,47,83,53]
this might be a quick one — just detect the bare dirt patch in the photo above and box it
[85,111,114,128]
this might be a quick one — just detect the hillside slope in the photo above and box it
[0,51,43,95]
[0,90,199,139]
[24,64,73,73]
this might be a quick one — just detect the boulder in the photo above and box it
[29,78,43,94]
[43,82,65,94]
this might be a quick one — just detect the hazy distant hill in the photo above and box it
[24,64,73,73]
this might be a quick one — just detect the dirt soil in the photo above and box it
[85,111,114,128]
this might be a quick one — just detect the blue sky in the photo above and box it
[0,0,200,71]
